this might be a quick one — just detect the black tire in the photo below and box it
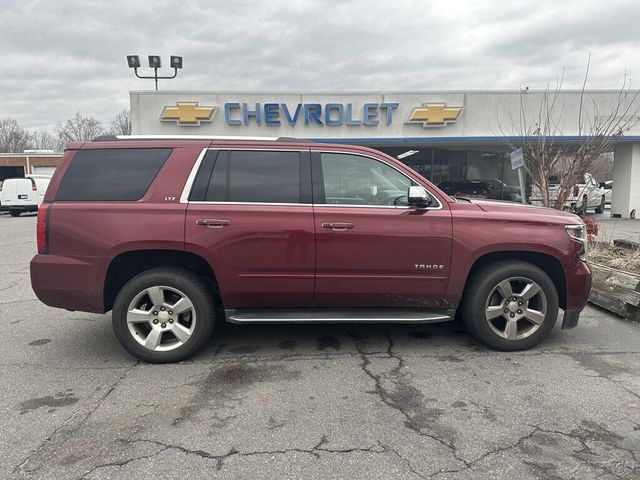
[112,267,217,363]
[461,260,559,351]
[9,210,21,217]
[594,195,605,214]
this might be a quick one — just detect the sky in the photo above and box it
[2,0,640,131]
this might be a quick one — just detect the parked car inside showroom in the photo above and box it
[438,179,522,202]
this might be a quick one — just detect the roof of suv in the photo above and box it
[92,135,314,144]
[73,135,395,157]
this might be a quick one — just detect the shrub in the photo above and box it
[581,216,599,242]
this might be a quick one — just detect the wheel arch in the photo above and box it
[103,249,219,312]
[462,251,567,309]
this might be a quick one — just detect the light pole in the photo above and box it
[126,55,183,90]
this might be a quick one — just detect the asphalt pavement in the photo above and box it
[1,212,639,479]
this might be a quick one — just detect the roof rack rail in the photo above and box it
[92,135,313,142]
[275,136,314,142]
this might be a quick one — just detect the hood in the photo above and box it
[469,198,582,222]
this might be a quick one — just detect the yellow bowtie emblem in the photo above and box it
[408,103,462,127]
[161,102,215,126]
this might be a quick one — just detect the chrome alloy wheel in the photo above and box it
[484,277,548,340]
[126,285,197,352]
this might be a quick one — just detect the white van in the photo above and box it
[0,175,51,217]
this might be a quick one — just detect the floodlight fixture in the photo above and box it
[126,55,140,68]
[126,54,182,90]
[148,55,162,68]
[170,56,183,69]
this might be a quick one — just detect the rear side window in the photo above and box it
[191,150,307,204]
[56,148,171,201]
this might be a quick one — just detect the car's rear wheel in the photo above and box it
[9,210,21,217]
[112,267,217,363]
[461,261,559,351]
[594,195,605,214]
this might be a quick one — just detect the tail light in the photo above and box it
[37,203,51,254]
[573,185,579,197]
[32,183,37,191]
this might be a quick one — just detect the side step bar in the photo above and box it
[225,308,456,324]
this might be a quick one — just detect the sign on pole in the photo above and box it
[510,148,527,204]
[510,148,524,170]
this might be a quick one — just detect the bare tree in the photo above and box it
[56,112,104,145]
[110,109,132,136]
[499,64,640,210]
[29,130,63,152]
[0,118,31,153]
[589,152,614,182]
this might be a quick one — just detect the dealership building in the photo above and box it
[0,152,61,181]
[128,89,636,218]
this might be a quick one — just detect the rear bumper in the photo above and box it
[30,254,106,313]
[0,204,37,212]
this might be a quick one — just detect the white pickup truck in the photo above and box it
[530,173,606,214]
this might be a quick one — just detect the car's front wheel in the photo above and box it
[112,267,217,363]
[462,261,559,351]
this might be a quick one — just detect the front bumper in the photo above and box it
[561,308,582,329]
[566,260,592,309]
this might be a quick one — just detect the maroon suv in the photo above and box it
[30,136,591,362]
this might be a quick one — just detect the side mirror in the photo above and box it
[408,185,433,208]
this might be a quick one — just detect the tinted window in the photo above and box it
[319,153,412,206]
[206,153,229,201]
[56,148,171,201]
[189,150,218,201]
[200,150,302,203]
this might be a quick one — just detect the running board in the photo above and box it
[225,308,455,324]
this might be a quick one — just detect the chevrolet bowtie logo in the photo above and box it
[407,103,463,127]
[160,102,215,126]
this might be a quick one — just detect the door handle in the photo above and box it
[322,222,354,231]
[195,219,231,228]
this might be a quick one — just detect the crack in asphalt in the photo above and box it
[79,436,416,477]
[354,333,470,474]
[11,360,140,477]
[0,282,18,292]
[2,348,640,375]
[352,333,640,479]
[7,326,640,479]
[533,425,640,475]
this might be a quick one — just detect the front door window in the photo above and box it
[318,153,412,206]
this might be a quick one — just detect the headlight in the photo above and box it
[565,224,587,260]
